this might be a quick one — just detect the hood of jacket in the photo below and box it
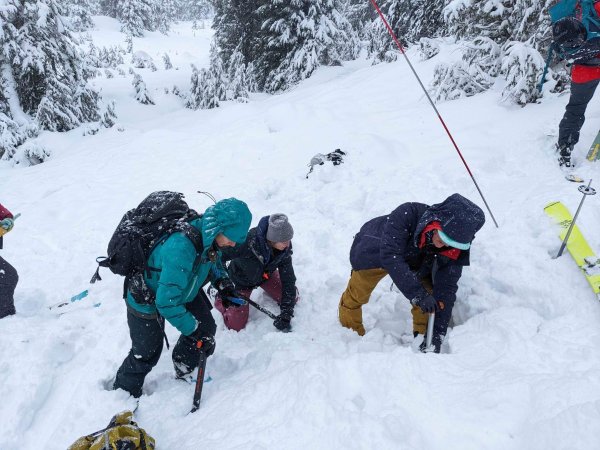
[201,198,252,248]
[414,193,485,247]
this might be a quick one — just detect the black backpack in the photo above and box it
[90,191,204,303]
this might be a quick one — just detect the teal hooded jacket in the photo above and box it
[125,198,252,336]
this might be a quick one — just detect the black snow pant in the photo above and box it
[558,78,600,148]
[0,256,18,319]
[113,289,216,398]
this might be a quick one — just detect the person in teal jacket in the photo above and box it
[113,198,252,398]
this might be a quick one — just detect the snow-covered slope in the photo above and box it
[1,18,599,450]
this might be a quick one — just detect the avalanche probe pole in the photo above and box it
[556,180,596,258]
[369,0,499,228]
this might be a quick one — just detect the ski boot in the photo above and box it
[557,143,575,168]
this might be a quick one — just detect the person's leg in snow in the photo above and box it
[338,268,388,336]
[0,256,18,319]
[557,78,600,167]
[113,310,164,398]
[172,289,216,377]
[214,288,252,331]
[259,269,300,305]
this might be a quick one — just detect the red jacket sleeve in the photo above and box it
[0,204,13,220]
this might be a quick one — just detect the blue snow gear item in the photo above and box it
[215,277,245,308]
[0,217,14,232]
[437,229,471,250]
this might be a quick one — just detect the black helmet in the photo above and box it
[553,16,587,49]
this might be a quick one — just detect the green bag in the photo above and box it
[68,410,155,450]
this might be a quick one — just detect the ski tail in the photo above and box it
[586,130,600,161]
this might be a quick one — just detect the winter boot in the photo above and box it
[557,143,575,168]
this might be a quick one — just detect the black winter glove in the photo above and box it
[273,311,292,332]
[215,278,244,308]
[419,333,443,354]
[411,294,438,314]
[188,328,216,356]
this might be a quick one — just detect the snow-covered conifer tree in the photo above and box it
[245,62,259,93]
[180,0,211,23]
[418,38,440,61]
[63,0,95,31]
[342,0,373,39]
[186,65,219,110]
[209,41,228,101]
[186,65,202,109]
[260,0,356,93]
[430,37,500,102]
[0,78,27,161]
[211,0,261,68]
[163,53,173,70]
[500,40,545,106]
[0,0,100,142]
[36,77,79,131]
[369,0,445,63]
[100,100,117,128]
[132,73,155,104]
[125,33,134,53]
[118,0,154,37]
[151,0,177,34]
[99,0,119,17]
[227,48,249,102]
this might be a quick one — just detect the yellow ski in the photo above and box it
[544,201,600,298]
[586,130,600,161]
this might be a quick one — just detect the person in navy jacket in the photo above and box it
[217,214,298,332]
[338,194,485,352]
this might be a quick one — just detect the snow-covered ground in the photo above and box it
[1,17,599,450]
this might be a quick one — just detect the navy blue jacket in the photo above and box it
[350,194,485,336]
[221,216,297,314]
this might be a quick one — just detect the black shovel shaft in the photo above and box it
[237,295,278,319]
[190,348,208,413]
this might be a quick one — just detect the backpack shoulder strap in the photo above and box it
[179,222,204,255]
[171,213,204,254]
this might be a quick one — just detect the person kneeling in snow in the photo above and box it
[338,194,485,353]
[113,199,252,398]
[215,214,298,332]
[0,203,18,319]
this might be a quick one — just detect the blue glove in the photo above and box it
[0,218,14,231]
